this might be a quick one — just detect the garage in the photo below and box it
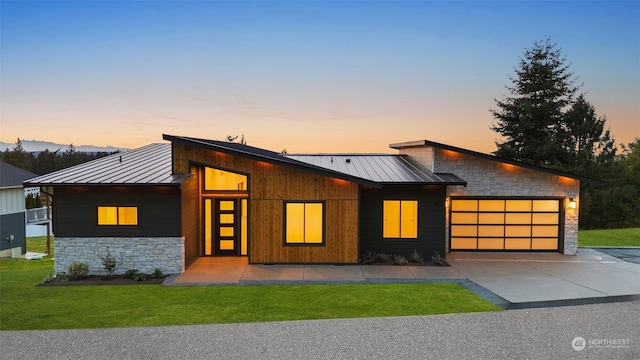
[450,198,562,251]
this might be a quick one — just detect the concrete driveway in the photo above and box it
[447,248,640,304]
[169,249,640,307]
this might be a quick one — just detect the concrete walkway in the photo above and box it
[168,249,640,307]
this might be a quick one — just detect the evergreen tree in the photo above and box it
[1,138,34,171]
[562,94,607,172]
[491,37,580,167]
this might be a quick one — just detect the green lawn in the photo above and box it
[1,240,500,330]
[578,228,640,247]
[25,236,54,256]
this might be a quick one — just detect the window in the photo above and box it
[284,202,324,245]
[383,200,418,239]
[97,206,138,225]
[204,167,247,191]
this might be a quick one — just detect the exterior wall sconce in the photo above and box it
[568,198,577,209]
[445,198,449,208]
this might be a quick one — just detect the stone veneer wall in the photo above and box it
[54,237,185,275]
[431,148,581,255]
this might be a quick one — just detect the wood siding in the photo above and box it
[181,170,200,267]
[52,186,181,237]
[359,185,447,258]
[172,143,360,263]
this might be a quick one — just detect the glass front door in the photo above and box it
[204,198,247,256]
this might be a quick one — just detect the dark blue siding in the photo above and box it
[0,212,27,253]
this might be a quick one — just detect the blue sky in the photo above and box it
[1,1,638,153]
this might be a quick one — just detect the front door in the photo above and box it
[215,199,239,255]
[204,198,241,256]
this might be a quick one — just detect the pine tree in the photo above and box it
[491,37,580,167]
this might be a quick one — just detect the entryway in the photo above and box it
[203,198,247,256]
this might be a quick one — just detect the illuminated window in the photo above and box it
[97,206,138,225]
[383,200,418,239]
[284,202,324,245]
[204,167,247,191]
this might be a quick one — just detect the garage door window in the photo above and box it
[450,198,560,251]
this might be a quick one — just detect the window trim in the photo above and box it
[382,199,419,240]
[200,164,250,194]
[97,206,139,226]
[283,200,326,246]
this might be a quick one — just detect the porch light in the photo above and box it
[568,198,577,209]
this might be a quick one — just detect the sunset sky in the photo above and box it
[1,1,638,154]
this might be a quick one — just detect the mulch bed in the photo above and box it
[39,275,166,286]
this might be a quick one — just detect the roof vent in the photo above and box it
[346,158,351,163]
[119,156,122,163]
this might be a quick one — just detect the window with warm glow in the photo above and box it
[383,200,418,239]
[97,206,138,225]
[285,202,324,245]
[204,167,247,191]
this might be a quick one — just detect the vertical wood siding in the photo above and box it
[181,169,199,267]
[172,143,360,263]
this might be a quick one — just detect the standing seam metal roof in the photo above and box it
[23,143,189,186]
[285,154,466,184]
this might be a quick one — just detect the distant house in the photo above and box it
[24,135,599,275]
[0,161,37,258]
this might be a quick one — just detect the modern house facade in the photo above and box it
[25,135,593,275]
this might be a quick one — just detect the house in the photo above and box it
[24,135,598,275]
[1,161,38,258]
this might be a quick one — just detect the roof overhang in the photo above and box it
[391,139,604,186]
[163,134,381,187]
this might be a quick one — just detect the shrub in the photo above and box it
[67,262,89,280]
[151,268,164,278]
[133,273,147,281]
[408,249,424,263]
[124,269,140,279]
[99,249,117,277]
[376,252,392,263]
[43,272,68,283]
[392,254,408,266]
[360,251,378,264]
[432,252,447,266]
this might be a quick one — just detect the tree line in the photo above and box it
[0,139,115,176]
[491,37,639,229]
[2,38,638,229]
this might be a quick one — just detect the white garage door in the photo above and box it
[450,198,560,251]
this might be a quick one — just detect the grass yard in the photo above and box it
[25,236,54,256]
[1,241,500,330]
[578,228,640,247]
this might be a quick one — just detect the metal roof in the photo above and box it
[24,143,189,186]
[163,134,380,187]
[1,161,38,188]
[285,154,466,185]
[390,139,603,185]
